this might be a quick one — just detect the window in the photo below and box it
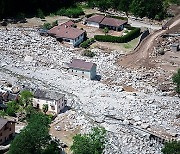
[72,70,73,72]
[0,139,2,142]
[0,133,2,136]
[9,128,11,131]
[82,71,84,74]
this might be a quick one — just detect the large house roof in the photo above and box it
[48,20,85,39]
[34,89,65,101]
[68,59,96,71]
[86,15,127,27]
[86,15,105,23]
[0,118,7,130]
[0,118,15,130]
[100,17,128,27]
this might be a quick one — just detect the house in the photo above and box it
[0,118,15,145]
[68,59,97,80]
[86,15,105,28]
[48,20,85,46]
[33,89,66,114]
[85,15,128,31]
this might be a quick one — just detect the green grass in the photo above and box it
[123,43,132,49]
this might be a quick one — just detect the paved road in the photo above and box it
[128,19,162,30]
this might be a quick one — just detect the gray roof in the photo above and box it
[34,89,64,101]
[0,118,8,130]
[68,59,96,71]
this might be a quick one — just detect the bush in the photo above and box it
[52,20,58,27]
[83,50,95,57]
[43,23,52,30]
[56,6,84,18]
[94,27,140,43]
[161,141,180,154]
[80,38,95,49]
[37,9,45,19]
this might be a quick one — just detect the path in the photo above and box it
[118,16,180,68]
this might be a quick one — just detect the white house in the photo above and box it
[33,89,66,114]
[68,59,97,80]
[86,15,128,31]
[48,20,85,46]
[86,15,105,28]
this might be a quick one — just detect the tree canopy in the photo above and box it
[71,127,106,154]
[8,111,61,154]
[172,68,180,94]
[161,141,180,154]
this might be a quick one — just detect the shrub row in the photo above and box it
[94,28,140,43]
[80,38,95,48]
[56,6,84,18]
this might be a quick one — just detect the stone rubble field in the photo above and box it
[0,27,180,154]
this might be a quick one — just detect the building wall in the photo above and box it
[90,65,97,80]
[100,24,125,31]
[68,65,97,80]
[33,96,65,114]
[0,122,15,145]
[68,68,91,79]
[73,33,85,46]
[86,21,100,28]
[62,33,84,46]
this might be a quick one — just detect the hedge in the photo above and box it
[94,28,140,43]
[80,38,95,48]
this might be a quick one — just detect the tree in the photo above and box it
[8,112,51,154]
[172,69,180,94]
[19,90,33,108]
[161,141,180,154]
[42,140,63,154]
[42,104,48,114]
[118,0,132,16]
[71,127,106,154]
[6,101,19,116]
[103,27,109,35]
[0,110,6,118]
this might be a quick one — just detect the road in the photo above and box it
[128,19,162,30]
[118,15,180,69]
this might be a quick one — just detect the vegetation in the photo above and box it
[83,50,95,57]
[80,38,95,49]
[161,141,180,154]
[71,127,106,154]
[56,6,84,18]
[0,0,81,19]
[172,68,180,94]
[87,0,169,20]
[42,104,48,114]
[9,111,61,154]
[37,9,45,19]
[6,101,19,116]
[94,27,140,43]
[103,27,109,35]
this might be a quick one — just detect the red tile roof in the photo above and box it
[69,59,96,71]
[48,20,85,39]
[86,15,127,27]
[101,17,127,27]
[86,15,105,23]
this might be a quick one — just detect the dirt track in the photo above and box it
[118,15,180,69]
